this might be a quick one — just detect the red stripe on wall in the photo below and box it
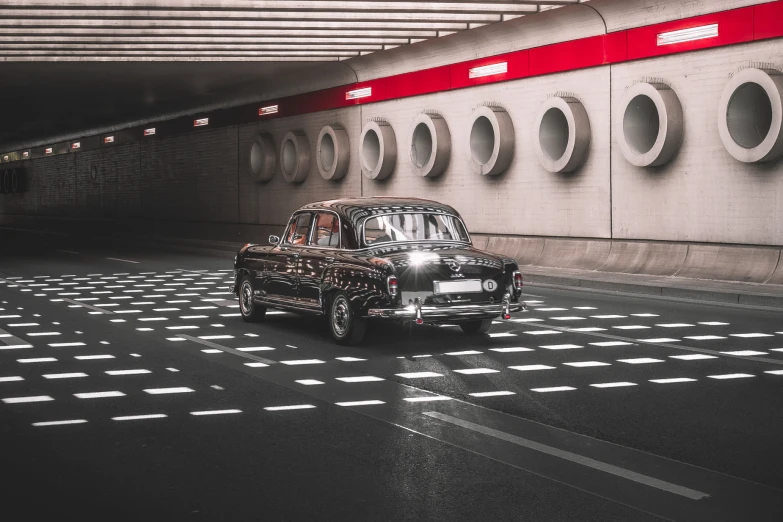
[626,8,755,60]
[386,66,451,99]
[754,1,783,40]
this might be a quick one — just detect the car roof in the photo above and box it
[298,197,461,222]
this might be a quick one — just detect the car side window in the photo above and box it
[284,213,312,246]
[310,213,340,248]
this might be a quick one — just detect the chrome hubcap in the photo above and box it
[240,282,253,315]
[332,298,349,336]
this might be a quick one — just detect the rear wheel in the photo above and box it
[239,275,266,323]
[459,318,493,335]
[329,292,367,345]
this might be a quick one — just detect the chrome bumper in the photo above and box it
[367,300,526,322]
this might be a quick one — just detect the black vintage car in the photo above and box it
[231,197,526,344]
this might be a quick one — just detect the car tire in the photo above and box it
[460,318,493,335]
[329,292,367,345]
[239,275,266,323]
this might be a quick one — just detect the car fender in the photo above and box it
[321,263,392,315]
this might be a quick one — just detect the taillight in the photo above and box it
[513,271,523,290]
[387,275,398,298]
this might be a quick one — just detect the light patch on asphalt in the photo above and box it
[656,323,694,328]
[684,336,727,341]
[144,387,194,395]
[650,378,697,384]
[396,372,444,379]
[336,376,384,382]
[17,357,57,363]
[336,400,385,406]
[42,372,88,379]
[335,356,367,362]
[563,361,611,368]
[617,358,664,365]
[640,338,680,343]
[523,330,561,335]
[720,350,767,356]
[539,344,582,350]
[444,350,483,356]
[490,347,534,353]
[264,404,317,411]
[404,396,452,402]
[590,382,637,388]
[33,419,88,426]
[295,379,324,385]
[112,414,167,421]
[469,391,516,397]
[191,409,242,416]
[568,327,607,332]
[281,359,325,365]
[75,354,115,360]
[531,386,576,393]
[2,395,55,404]
[509,365,555,371]
[244,362,269,367]
[0,376,24,382]
[590,341,632,347]
[707,373,755,380]
[106,369,152,376]
[669,354,717,361]
[74,391,126,399]
[729,333,773,338]
[591,315,626,319]
[453,368,499,375]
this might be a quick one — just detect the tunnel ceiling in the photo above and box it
[0,0,587,149]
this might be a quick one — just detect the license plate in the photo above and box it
[433,279,482,295]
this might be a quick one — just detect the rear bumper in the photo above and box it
[367,301,525,321]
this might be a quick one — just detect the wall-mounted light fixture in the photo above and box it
[45,147,53,154]
[657,24,718,46]
[144,128,156,136]
[22,151,29,159]
[469,62,508,79]
[259,105,279,116]
[71,142,81,150]
[346,87,372,100]
[2,155,8,162]
[104,136,115,144]
[194,118,209,127]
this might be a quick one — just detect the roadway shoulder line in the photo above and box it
[423,411,709,501]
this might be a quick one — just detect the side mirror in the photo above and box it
[269,235,280,246]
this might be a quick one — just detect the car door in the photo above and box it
[297,211,340,310]
[265,212,312,304]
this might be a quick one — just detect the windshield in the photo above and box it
[363,213,470,246]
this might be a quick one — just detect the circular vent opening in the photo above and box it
[362,129,381,171]
[411,122,434,168]
[727,82,773,149]
[319,132,336,171]
[470,116,495,165]
[540,107,569,161]
[623,94,660,155]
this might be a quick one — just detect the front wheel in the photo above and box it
[459,318,493,335]
[329,292,367,345]
[239,275,266,323]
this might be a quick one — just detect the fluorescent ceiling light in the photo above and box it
[259,105,279,115]
[657,24,718,46]
[346,87,371,100]
[469,61,507,79]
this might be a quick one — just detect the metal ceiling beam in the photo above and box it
[0,56,341,61]
[0,19,472,29]
[0,43,387,51]
[0,1,579,9]
[2,49,364,56]
[0,36,414,44]
[0,28,442,37]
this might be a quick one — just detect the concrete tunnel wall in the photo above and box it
[1,0,782,283]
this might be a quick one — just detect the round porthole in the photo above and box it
[249,133,276,182]
[360,120,396,180]
[718,68,783,163]
[410,113,451,178]
[316,125,349,181]
[280,131,310,183]
[533,96,591,173]
[467,106,514,176]
[618,82,683,167]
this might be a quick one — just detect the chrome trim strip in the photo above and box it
[367,302,525,321]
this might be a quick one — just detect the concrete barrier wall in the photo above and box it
[674,244,781,283]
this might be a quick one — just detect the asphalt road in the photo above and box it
[1,230,782,521]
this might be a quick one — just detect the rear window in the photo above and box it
[363,213,469,246]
